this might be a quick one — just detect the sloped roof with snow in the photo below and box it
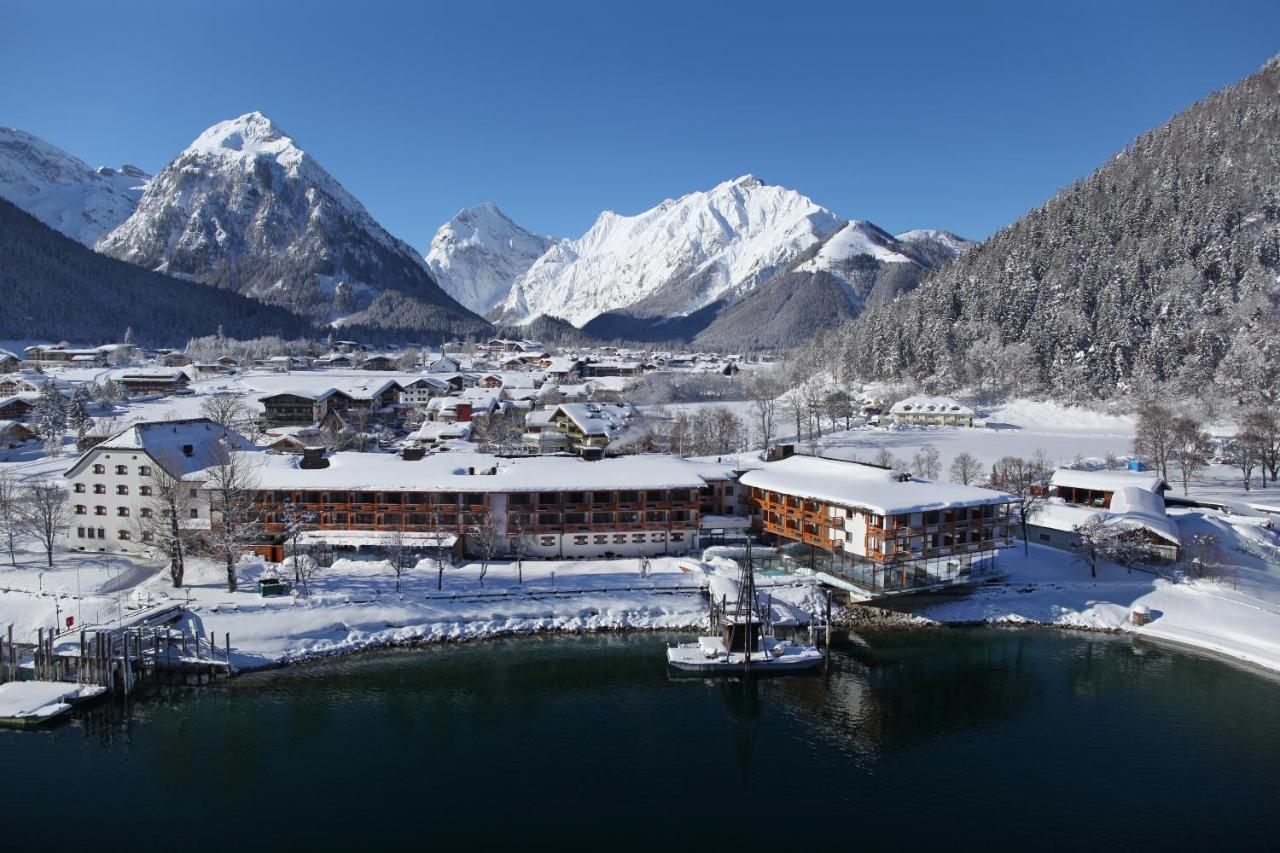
[63,418,255,478]
[739,455,1010,515]
[889,395,974,416]
[1050,468,1167,494]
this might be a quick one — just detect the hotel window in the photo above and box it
[190,508,199,519]
[139,465,151,477]
[645,490,667,503]
[73,483,86,493]
[93,484,106,494]
[618,511,638,524]
[74,505,86,515]
[96,528,105,539]
[117,507,129,517]
[142,531,154,543]
[93,464,105,474]
[189,488,198,498]
[539,536,555,546]
[591,491,614,504]
[140,508,153,518]
[94,506,106,516]
[593,535,608,544]
[76,527,85,538]
[116,485,129,495]
[591,512,613,524]
[671,533,684,542]
[115,465,128,475]
[613,534,626,544]
[139,486,152,496]
[645,511,665,523]
[617,491,640,504]
[573,535,588,545]
[631,533,646,542]
[118,530,131,541]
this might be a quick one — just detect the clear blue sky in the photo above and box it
[4,0,1278,250]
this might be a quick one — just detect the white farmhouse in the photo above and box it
[888,395,975,427]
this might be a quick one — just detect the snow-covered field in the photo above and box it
[902,507,1280,673]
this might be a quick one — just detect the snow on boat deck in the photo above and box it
[0,681,105,727]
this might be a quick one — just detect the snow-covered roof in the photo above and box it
[555,403,633,436]
[1033,488,1179,546]
[1107,486,1180,544]
[1050,468,1166,494]
[225,450,716,493]
[889,395,974,416]
[739,455,1010,515]
[63,418,256,478]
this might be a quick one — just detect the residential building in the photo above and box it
[62,418,254,555]
[888,395,975,427]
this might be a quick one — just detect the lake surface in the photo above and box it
[3,629,1279,851]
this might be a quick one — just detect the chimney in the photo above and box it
[455,402,472,422]
[300,447,329,469]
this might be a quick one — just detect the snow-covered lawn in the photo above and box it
[905,508,1280,673]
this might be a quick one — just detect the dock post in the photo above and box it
[824,590,832,657]
[225,632,231,671]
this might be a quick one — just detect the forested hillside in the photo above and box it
[0,198,318,345]
[822,56,1280,405]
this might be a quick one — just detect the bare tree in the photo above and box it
[1170,416,1212,495]
[0,471,22,567]
[780,388,805,443]
[509,512,532,584]
[747,376,781,453]
[1225,434,1258,491]
[910,446,941,479]
[871,447,898,469]
[949,451,982,485]
[280,499,316,588]
[426,508,448,590]
[200,392,251,431]
[1242,409,1279,487]
[382,524,413,595]
[1181,532,1228,583]
[22,480,68,567]
[989,456,1047,555]
[467,508,501,588]
[202,445,262,592]
[1074,517,1141,579]
[1133,402,1176,481]
[135,454,195,587]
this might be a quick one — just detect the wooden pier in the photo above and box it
[0,608,236,706]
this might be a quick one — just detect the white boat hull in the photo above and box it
[666,636,823,673]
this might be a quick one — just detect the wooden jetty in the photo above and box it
[0,608,237,719]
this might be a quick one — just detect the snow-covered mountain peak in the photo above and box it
[497,175,844,326]
[426,203,559,315]
[185,111,305,169]
[96,115,487,335]
[0,126,149,245]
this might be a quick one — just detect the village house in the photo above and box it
[117,369,191,396]
[0,395,37,422]
[0,420,35,448]
[1027,468,1180,562]
[0,350,20,373]
[888,395,975,428]
[62,418,253,555]
[739,454,1013,595]
[399,377,451,407]
[23,344,109,368]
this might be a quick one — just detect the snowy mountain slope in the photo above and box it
[894,229,973,267]
[97,112,488,336]
[425,203,559,315]
[0,127,148,246]
[575,212,968,347]
[497,175,844,327]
